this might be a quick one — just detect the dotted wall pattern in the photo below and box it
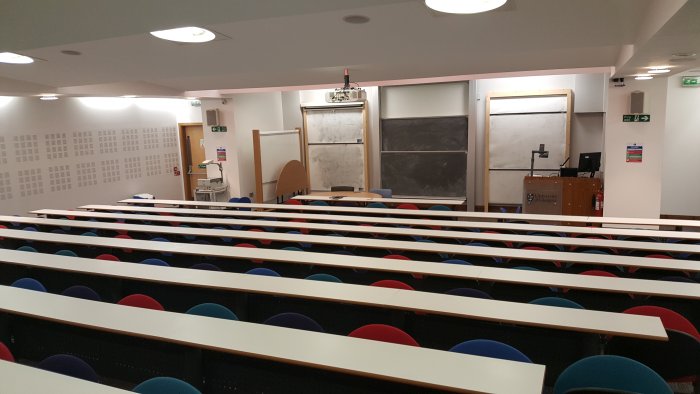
[17,168,44,197]
[73,131,95,157]
[162,126,178,148]
[76,162,98,187]
[0,172,12,201]
[48,165,72,192]
[101,159,121,183]
[0,136,7,165]
[143,127,160,149]
[45,133,69,160]
[164,152,179,174]
[124,157,142,180]
[13,135,40,163]
[122,128,140,152]
[98,130,119,154]
[144,154,162,176]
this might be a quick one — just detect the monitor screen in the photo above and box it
[578,152,601,173]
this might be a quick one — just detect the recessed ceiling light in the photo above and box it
[0,52,34,64]
[60,50,82,56]
[671,52,697,58]
[648,68,670,74]
[425,0,508,14]
[150,26,215,43]
[39,95,58,101]
[635,75,653,80]
[121,95,138,98]
[343,15,370,24]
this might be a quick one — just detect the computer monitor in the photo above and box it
[578,152,601,177]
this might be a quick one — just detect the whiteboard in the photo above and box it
[260,132,301,183]
[490,96,567,114]
[489,113,567,169]
[306,107,364,143]
[308,144,365,191]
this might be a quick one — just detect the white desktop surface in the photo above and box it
[0,360,130,393]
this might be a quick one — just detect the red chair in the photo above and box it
[284,199,303,205]
[623,305,700,340]
[383,254,421,279]
[0,341,14,362]
[235,242,262,263]
[370,280,414,290]
[247,229,272,245]
[521,245,561,268]
[95,253,120,262]
[579,270,618,277]
[117,294,164,311]
[396,203,419,210]
[114,234,133,253]
[290,218,310,234]
[348,324,419,347]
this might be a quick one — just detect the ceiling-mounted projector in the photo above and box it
[325,68,366,103]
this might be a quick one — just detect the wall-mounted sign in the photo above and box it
[682,76,699,87]
[211,126,228,132]
[626,144,643,163]
[622,114,650,122]
[216,147,227,161]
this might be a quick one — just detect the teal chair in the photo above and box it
[305,273,342,283]
[186,303,238,321]
[16,245,38,253]
[429,204,451,211]
[554,355,672,394]
[367,202,388,209]
[529,297,584,309]
[55,249,79,257]
[133,377,201,394]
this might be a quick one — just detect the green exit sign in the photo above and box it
[682,76,699,87]
[211,126,228,132]
[623,114,650,122]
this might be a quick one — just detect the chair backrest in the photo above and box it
[529,297,584,309]
[330,186,354,192]
[38,354,99,382]
[81,231,97,237]
[442,259,473,266]
[139,258,170,267]
[305,273,342,283]
[284,199,303,205]
[553,355,672,394]
[61,285,101,301]
[370,188,392,198]
[348,324,419,347]
[186,303,238,321]
[370,280,414,290]
[11,277,47,292]
[445,288,493,299]
[309,200,330,206]
[263,312,324,332]
[245,267,281,277]
[396,203,419,210]
[55,249,79,257]
[428,205,452,211]
[0,341,14,362]
[383,254,411,260]
[95,253,120,262]
[117,294,164,311]
[623,305,700,340]
[449,339,532,363]
[579,270,618,277]
[16,245,38,253]
[365,202,388,209]
[133,376,201,394]
[228,197,240,203]
[238,196,252,204]
[189,263,222,271]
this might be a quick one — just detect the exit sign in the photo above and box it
[211,126,228,132]
[623,114,650,122]
[682,76,699,87]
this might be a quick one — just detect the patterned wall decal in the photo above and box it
[100,159,121,183]
[13,135,40,163]
[73,131,95,157]
[76,162,98,187]
[124,157,142,180]
[163,152,179,174]
[162,126,178,148]
[48,165,72,192]
[45,133,69,160]
[122,128,140,152]
[98,130,119,154]
[144,154,162,176]
[0,136,7,165]
[17,168,44,197]
[0,172,12,201]
[143,127,160,149]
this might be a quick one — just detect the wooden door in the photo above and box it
[179,124,206,200]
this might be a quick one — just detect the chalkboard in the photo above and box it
[381,116,467,151]
[381,152,466,197]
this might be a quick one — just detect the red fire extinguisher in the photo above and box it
[594,189,604,216]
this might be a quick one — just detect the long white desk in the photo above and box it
[0,286,545,393]
[35,208,700,243]
[0,249,670,339]
[2,226,698,274]
[1,228,699,300]
[14,214,700,256]
[297,195,467,206]
[75,205,700,241]
[117,199,700,229]
[0,360,129,393]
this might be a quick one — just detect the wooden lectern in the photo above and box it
[522,176,601,216]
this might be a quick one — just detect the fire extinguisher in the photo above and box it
[594,189,604,216]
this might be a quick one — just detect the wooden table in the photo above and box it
[35,208,700,243]
[2,228,699,298]
[0,360,129,393]
[306,191,383,198]
[14,214,700,256]
[0,285,546,393]
[295,195,466,206]
[116,199,700,229]
[0,249,675,337]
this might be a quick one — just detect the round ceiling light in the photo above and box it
[0,52,34,64]
[61,50,82,56]
[425,0,508,14]
[343,15,370,24]
[150,26,216,43]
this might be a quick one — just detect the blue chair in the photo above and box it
[529,297,584,309]
[237,196,252,211]
[16,245,38,253]
[449,339,532,363]
[228,197,240,203]
[61,285,101,301]
[150,237,173,256]
[442,259,473,266]
[11,277,46,292]
[55,249,79,257]
[80,231,97,237]
[366,202,388,209]
[553,355,672,394]
[189,263,222,271]
[245,267,281,277]
[370,188,392,198]
[133,377,201,394]
[445,288,493,299]
[179,224,197,241]
[305,273,342,283]
[139,258,170,267]
[22,226,38,232]
[263,312,324,332]
[186,303,238,321]
[38,354,99,382]
[282,246,304,252]
[309,200,329,206]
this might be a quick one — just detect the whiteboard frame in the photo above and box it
[253,128,303,203]
[484,90,572,211]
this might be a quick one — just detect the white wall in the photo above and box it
[603,77,667,219]
[0,97,198,215]
[662,73,700,216]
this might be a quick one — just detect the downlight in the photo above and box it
[150,27,215,43]
[0,52,34,64]
[425,0,508,14]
